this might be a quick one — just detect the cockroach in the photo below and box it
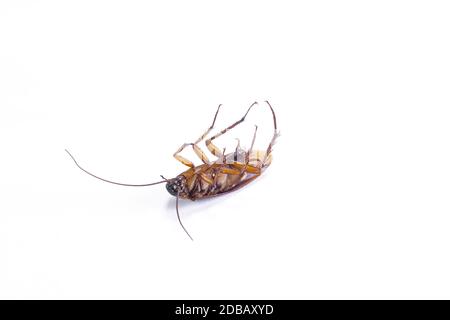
[66,101,279,240]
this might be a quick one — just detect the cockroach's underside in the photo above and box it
[66,101,279,240]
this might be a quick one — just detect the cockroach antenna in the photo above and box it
[65,149,167,187]
[65,149,194,240]
[176,194,193,241]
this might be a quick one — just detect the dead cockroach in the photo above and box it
[66,101,279,240]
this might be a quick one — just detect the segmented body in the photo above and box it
[166,101,279,202]
[177,151,269,200]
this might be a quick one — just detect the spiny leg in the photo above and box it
[206,101,258,159]
[230,162,261,175]
[262,100,280,168]
[221,139,243,164]
[173,148,195,168]
[173,104,222,167]
[220,147,227,164]
[220,167,242,175]
[248,150,267,168]
[227,125,258,172]
[233,138,241,162]
[241,125,258,172]
[194,103,222,145]
[174,143,211,166]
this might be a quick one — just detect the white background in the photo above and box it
[1,1,450,299]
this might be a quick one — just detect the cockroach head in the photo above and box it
[166,175,186,197]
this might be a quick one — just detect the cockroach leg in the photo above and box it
[206,101,258,159]
[263,101,280,168]
[230,162,261,175]
[173,104,222,166]
[192,144,211,165]
[173,149,195,168]
[194,103,222,144]
[240,125,258,173]
[233,138,241,162]
[220,167,241,175]
[248,125,258,157]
